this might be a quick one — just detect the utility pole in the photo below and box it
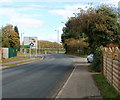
[37,40,40,55]
[36,38,38,57]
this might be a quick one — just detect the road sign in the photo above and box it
[29,42,34,47]
[24,45,30,48]
[24,37,38,48]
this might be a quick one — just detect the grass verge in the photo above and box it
[2,58,42,67]
[68,54,88,58]
[88,64,97,72]
[78,55,88,58]
[2,56,29,63]
[93,74,120,99]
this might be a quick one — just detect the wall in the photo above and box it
[3,48,8,59]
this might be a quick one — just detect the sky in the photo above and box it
[0,0,120,44]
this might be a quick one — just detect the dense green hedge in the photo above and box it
[92,46,103,72]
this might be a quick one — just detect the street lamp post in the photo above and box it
[55,30,59,54]
[21,33,24,52]
[21,33,24,45]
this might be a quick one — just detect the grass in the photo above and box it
[18,49,65,55]
[2,58,42,67]
[88,64,97,72]
[69,54,88,58]
[17,51,25,56]
[78,55,88,58]
[93,74,120,99]
[2,56,29,63]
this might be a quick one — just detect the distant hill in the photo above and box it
[38,40,63,48]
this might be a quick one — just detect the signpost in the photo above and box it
[24,37,38,57]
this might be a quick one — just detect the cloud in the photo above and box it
[49,9,71,18]
[0,0,13,3]
[0,7,44,33]
[0,8,15,16]
[3,0,104,3]
[49,0,119,19]
[10,17,44,28]
[57,26,64,31]
[100,0,120,7]
[38,34,61,42]
[49,4,91,18]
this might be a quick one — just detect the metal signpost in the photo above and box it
[24,37,38,57]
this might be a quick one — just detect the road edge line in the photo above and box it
[55,63,77,98]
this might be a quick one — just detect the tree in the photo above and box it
[78,5,120,71]
[14,26,20,38]
[14,26,20,50]
[61,5,120,72]
[2,25,20,50]
[63,38,88,54]
[61,17,85,44]
[61,5,120,53]
[61,17,87,54]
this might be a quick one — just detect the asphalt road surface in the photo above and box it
[2,54,74,98]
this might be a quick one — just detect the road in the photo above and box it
[2,54,74,98]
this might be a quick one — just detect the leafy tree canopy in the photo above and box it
[61,5,120,53]
[1,25,20,50]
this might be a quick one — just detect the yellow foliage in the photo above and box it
[38,40,63,48]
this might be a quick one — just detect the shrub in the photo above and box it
[92,46,104,72]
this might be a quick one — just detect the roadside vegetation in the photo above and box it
[2,56,29,63]
[93,74,120,99]
[61,4,120,97]
[21,48,65,54]
[2,52,43,67]
[88,64,96,72]
[2,58,42,67]
[61,4,120,72]
[38,40,63,49]
[73,54,88,58]
[20,40,65,54]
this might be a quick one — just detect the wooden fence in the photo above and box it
[103,47,120,94]
[0,48,2,60]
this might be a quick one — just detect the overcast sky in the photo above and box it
[0,0,119,43]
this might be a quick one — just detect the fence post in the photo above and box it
[101,51,104,74]
[106,48,108,78]
[117,47,120,93]
[111,47,114,85]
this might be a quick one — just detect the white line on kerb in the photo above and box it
[55,64,77,98]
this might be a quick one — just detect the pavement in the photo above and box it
[56,57,103,99]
